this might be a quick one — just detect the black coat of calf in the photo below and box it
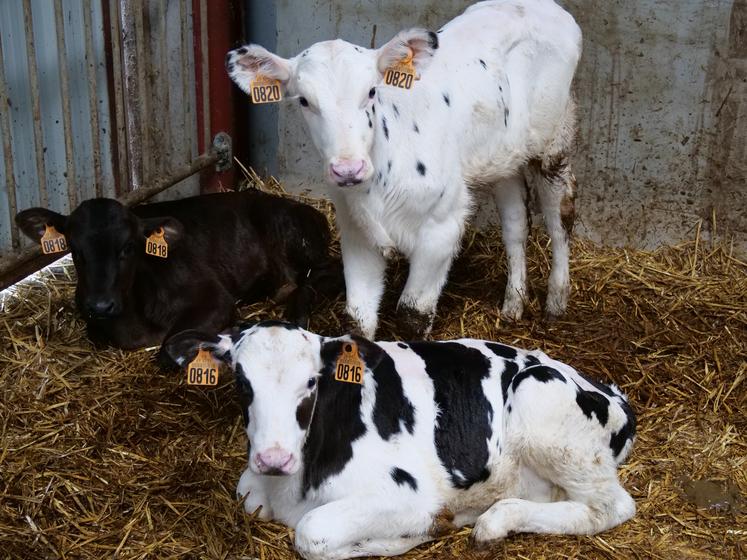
[16,191,342,362]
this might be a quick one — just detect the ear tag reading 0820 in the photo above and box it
[40,224,68,255]
[334,342,365,385]
[145,227,168,259]
[187,348,219,386]
[383,50,416,90]
[250,74,282,104]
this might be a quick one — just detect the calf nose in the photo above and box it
[255,447,295,475]
[85,297,117,318]
[330,160,365,186]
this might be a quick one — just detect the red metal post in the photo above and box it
[193,0,245,193]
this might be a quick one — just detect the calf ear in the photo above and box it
[16,208,69,241]
[321,335,385,372]
[225,44,292,97]
[377,28,439,75]
[162,329,234,368]
[140,216,184,245]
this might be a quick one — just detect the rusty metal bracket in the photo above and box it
[212,132,233,172]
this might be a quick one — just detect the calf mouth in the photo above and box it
[336,179,363,187]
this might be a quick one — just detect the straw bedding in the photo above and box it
[0,177,745,559]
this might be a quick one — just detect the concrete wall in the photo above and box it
[245,0,747,253]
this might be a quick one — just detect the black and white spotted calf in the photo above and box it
[226,0,582,338]
[166,322,636,560]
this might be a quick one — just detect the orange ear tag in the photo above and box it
[383,50,416,90]
[250,74,283,104]
[145,227,168,259]
[334,341,365,385]
[187,348,220,386]
[40,224,68,255]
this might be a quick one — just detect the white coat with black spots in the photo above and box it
[226,0,582,338]
[166,321,637,560]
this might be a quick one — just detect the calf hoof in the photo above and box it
[500,300,524,322]
[429,507,457,538]
[340,314,367,337]
[395,304,434,339]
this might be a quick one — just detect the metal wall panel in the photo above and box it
[0,0,208,279]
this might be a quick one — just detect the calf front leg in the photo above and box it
[338,219,387,339]
[494,175,529,320]
[527,156,576,319]
[397,218,462,338]
[237,465,273,520]
[295,498,433,560]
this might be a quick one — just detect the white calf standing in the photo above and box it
[226,0,582,338]
[166,321,637,560]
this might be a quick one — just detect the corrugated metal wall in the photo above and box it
[245,0,746,255]
[0,0,201,267]
[0,0,115,253]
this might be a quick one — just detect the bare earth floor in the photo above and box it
[0,192,745,559]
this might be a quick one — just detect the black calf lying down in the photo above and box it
[16,191,342,362]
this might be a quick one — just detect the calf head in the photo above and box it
[16,199,182,319]
[164,321,383,477]
[226,29,438,187]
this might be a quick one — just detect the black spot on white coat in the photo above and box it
[296,392,316,429]
[302,340,367,495]
[408,342,492,489]
[382,117,389,140]
[397,342,408,349]
[235,362,254,427]
[574,383,609,426]
[413,123,420,133]
[485,342,517,361]
[610,398,637,458]
[416,161,426,176]
[442,93,450,106]
[392,104,399,118]
[391,467,418,491]
[370,346,415,440]
[511,365,566,392]
[479,59,487,69]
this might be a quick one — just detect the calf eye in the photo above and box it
[368,87,376,99]
[307,377,316,389]
[120,241,135,259]
[299,97,309,107]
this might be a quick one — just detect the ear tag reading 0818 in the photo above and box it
[383,50,416,90]
[250,74,282,104]
[334,342,364,385]
[145,227,168,259]
[40,224,67,255]
[187,348,219,386]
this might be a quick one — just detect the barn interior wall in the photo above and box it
[245,0,746,254]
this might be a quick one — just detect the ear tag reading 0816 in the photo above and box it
[383,50,416,90]
[145,227,168,259]
[250,75,282,104]
[334,342,364,385]
[40,224,67,255]
[187,348,219,386]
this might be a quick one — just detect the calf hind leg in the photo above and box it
[526,156,576,319]
[494,175,529,320]
[473,480,634,543]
